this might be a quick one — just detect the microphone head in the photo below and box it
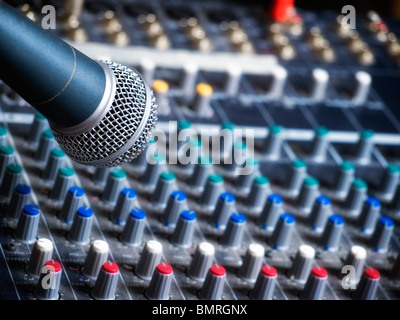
[49,61,158,167]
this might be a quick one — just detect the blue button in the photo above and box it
[316,195,331,206]
[280,213,295,224]
[121,187,137,198]
[268,194,283,204]
[23,204,39,216]
[230,213,246,224]
[171,190,186,202]
[68,186,84,197]
[16,184,31,195]
[131,208,146,220]
[220,192,235,203]
[77,207,93,218]
[181,210,196,221]
[366,197,380,208]
[329,214,344,225]
[379,216,394,227]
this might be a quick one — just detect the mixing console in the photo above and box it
[0,0,400,301]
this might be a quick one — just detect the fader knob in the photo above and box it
[7,184,31,220]
[370,216,394,253]
[162,191,187,227]
[135,240,163,280]
[102,168,128,205]
[91,261,119,300]
[67,207,93,245]
[284,159,307,196]
[261,125,284,159]
[309,126,330,161]
[35,129,56,163]
[199,174,224,210]
[220,213,246,248]
[171,210,196,248]
[111,188,137,226]
[333,161,355,198]
[42,148,66,183]
[151,171,176,208]
[354,129,374,164]
[0,145,15,181]
[300,266,328,300]
[50,167,75,202]
[296,176,319,214]
[199,265,226,300]
[352,267,380,300]
[358,197,381,234]
[0,163,23,203]
[26,238,54,277]
[321,214,344,252]
[258,194,284,231]
[271,213,295,251]
[344,245,367,286]
[187,242,215,282]
[211,192,236,229]
[82,240,110,279]
[238,243,265,282]
[344,179,368,217]
[308,195,332,233]
[351,71,372,106]
[59,186,84,224]
[15,204,40,244]
[146,263,174,300]
[120,208,146,246]
[288,244,315,283]
[27,112,48,146]
[250,265,277,300]
[246,176,271,213]
[35,260,62,300]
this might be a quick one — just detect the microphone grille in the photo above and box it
[50,61,158,167]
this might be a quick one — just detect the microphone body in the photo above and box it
[0,2,157,167]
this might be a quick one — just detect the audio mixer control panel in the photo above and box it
[0,0,400,300]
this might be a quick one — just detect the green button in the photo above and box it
[269,124,283,135]
[255,175,269,185]
[0,126,7,137]
[352,178,367,190]
[304,176,319,187]
[315,126,329,137]
[178,120,192,130]
[387,163,400,175]
[222,122,235,131]
[43,129,54,139]
[292,159,306,169]
[51,148,66,158]
[208,174,223,183]
[7,163,22,174]
[161,171,175,181]
[0,145,14,155]
[341,161,355,172]
[35,112,46,120]
[59,167,75,177]
[111,168,126,179]
[360,129,374,140]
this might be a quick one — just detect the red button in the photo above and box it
[103,261,119,274]
[210,264,226,276]
[364,267,380,280]
[312,266,328,278]
[157,263,173,275]
[270,0,295,23]
[44,260,61,273]
[261,265,277,277]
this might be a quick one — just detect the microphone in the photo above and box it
[0,2,157,167]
